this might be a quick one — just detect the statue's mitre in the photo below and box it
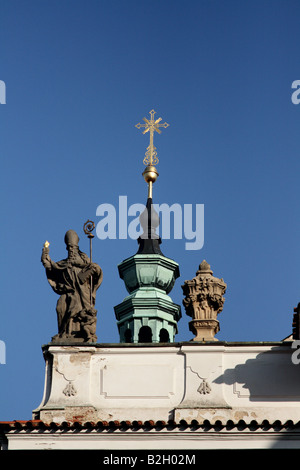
[64,230,79,246]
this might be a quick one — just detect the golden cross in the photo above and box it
[135,109,169,166]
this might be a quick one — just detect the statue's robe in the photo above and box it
[44,251,103,337]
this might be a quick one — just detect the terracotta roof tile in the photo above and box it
[1,418,300,432]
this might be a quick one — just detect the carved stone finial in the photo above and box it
[182,261,227,341]
[196,260,213,275]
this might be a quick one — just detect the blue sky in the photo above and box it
[1,0,300,420]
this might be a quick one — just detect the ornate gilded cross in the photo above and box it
[135,109,169,166]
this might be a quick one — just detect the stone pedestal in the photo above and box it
[33,343,185,424]
[189,319,220,342]
[174,344,230,411]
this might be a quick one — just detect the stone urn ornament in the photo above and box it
[182,260,227,341]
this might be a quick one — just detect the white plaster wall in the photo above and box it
[33,342,300,425]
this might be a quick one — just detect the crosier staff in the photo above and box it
[83,220,95,307]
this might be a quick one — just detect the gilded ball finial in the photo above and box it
[142,165,159,184]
